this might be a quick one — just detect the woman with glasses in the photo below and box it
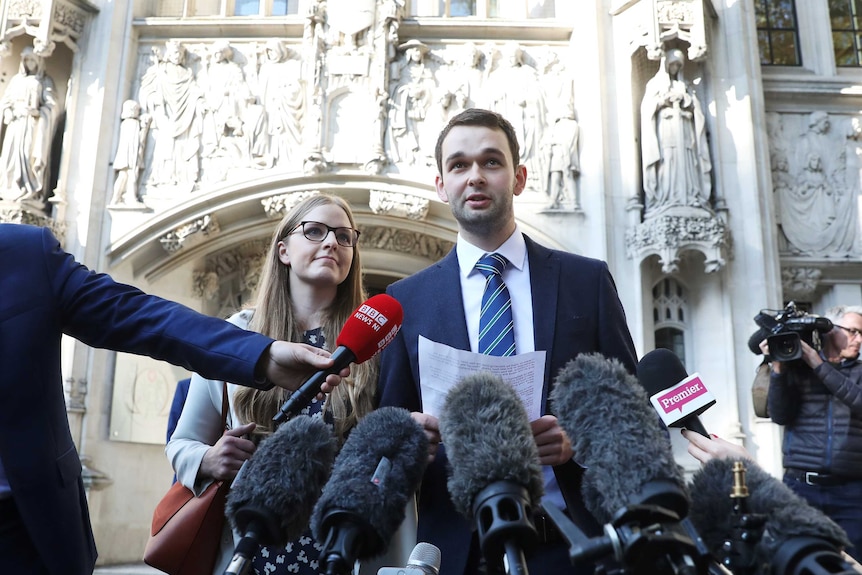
[167,193,378,575]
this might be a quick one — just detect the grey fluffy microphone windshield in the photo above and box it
[311,406,428,575]
[224,415,337,575]
[439,371,544,517]
[439,371,542,575]
[689,458,852,574]
[550,352,688,525]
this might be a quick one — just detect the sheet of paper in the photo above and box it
[417,335,546,420]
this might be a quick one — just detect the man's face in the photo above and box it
[833,312,862,361]
[435,125,525,244]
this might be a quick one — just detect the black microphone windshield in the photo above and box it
[551,353,688,525]
[311,406,428,567]
[438,371,544,518]
[689,458,851,560]
[225,415,337,545]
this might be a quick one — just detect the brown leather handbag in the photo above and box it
[143,382,230,575]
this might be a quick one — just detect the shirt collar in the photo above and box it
[456,226,526,280]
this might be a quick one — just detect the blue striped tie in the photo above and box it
[476,253,516,356]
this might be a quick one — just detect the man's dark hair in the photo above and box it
[434,108,521,175]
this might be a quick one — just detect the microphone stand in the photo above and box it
[716,461,765,575]
[540,500,724,575]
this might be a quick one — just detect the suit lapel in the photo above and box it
[526,236,560,409]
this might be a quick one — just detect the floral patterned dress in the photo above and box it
[252,328,330,575]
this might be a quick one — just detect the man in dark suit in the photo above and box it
[0,223,347,575]
[377,108,638,575]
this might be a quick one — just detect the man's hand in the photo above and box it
[200,422,256,481]
[531,415,573,466]
[411,412,441,463]
[264,341,350,392]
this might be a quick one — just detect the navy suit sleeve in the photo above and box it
[596,261,638,374]
[39,227,274,386]
[376,283,421,411]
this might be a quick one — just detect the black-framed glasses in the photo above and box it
[835,324,862,338]
[290,221,360,247]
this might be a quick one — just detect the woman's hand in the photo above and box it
[200,422,257,481]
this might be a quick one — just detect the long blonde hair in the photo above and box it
[233,194,377,441]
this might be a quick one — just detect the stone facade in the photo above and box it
[2,0,861,565]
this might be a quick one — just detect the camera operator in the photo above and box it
[762,305,862,561]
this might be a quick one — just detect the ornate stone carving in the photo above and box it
[2,0,96,55]
[369,190,429,220]
[781,267,822,302]
[159,215,219,253]
[361,224,454,261]
[767,111,859,258]
[0,205,64,239]
[625,212,729,274]
[261,190,321,218]
[193,239,268,313]
[65,376,87,411]
[648,0,713,61]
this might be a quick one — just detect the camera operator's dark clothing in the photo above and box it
[767,358,862,560]
[768,359,862,476]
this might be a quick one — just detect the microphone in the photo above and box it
[224,415,337,575]
[273,294,403,425]
[311,406,428,575]
[689,458,855,575]
[376,542,442,575]
[551,352,688,524]
[637,348,715,439]
[438,371,543,575]
[550,353,719,574]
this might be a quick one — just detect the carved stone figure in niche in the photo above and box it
[640,47,712,215]
[255,40,304,169]
[0,47,57,203]
[775,111,858,256]
[110,100,150,207]
[138,41,204,191]
[389,39,436,167]
[542,108,580,210]
[200,41,254,170]
[486,43,546,187]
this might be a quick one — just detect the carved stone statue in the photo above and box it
[201,41,253,163]
[388,39,436,166]
[0,47,57,203]
[640,48,712,215]
[255,40,304,168]
[138,41,204,190]
[542,108,580,210]
[110,100,150,207]
[486,42,546,185]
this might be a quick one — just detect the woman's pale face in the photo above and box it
[278,204,355,289]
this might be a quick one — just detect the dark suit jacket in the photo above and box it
[0,224,277,575]
[377,235,637,575]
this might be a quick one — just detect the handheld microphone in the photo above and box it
[224,415,337,575]
[273,294,403,425]
[637,348,715,439]
[376,542,442,575]
[311,407,428,575]
[439,371,543,575]
[689,458,855,575]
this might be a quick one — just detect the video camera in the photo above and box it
[748,302,833,363]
